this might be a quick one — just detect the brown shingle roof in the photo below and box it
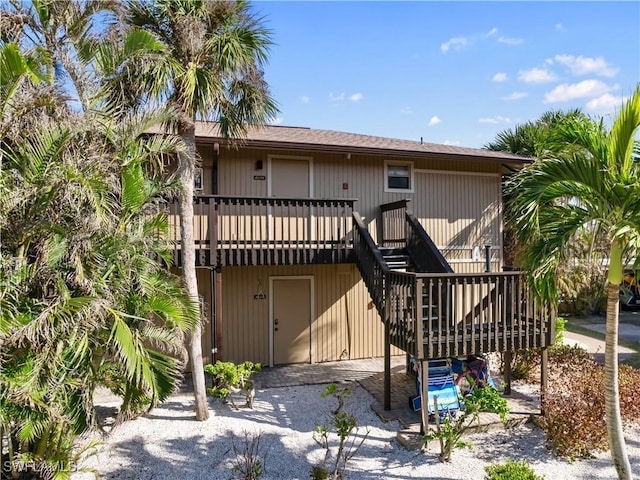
[193,122,532,164]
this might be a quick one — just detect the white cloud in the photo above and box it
[428,116,441,127]
[553,54,619,77]
[400,107,413,115]
[270,117,284,125]
[555,23,563,31]
[444,139,460,146]
[300,96,310,104]
[585,93,628,114]
[492,72,508,82]
[485,27,498,37]
[478,115,512,124]
[502,92,528,101]
[441,36,469,52]
[544,79,615,103]
[498,36,523,46]
[518,67,558,83]
[329,92,362,103]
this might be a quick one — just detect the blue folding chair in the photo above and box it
[410,359,461,417]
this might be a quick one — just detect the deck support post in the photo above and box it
[420,359,429,436]
[540,347,548,415]
[384,322,391,410]
[503,350,512,395]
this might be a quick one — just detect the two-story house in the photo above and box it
[167,123,555,411]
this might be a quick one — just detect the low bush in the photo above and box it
[424,382,510,462]
[205,361,261,409]
[312,384,369,479]
[538,351,640,458]
[230,430,269,480]
[484,459,544,480]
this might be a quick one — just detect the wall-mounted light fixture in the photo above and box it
[255,160,263,170]
[483,233,493,272]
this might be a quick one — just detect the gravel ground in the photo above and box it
[72,382,640,480]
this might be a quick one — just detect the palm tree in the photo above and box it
[485,108,586,157]
[125,0,278,420]
[505,86,640,480]
[1,3,198,473]
[487,109,611,313]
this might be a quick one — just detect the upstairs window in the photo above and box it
[385,162,413,192]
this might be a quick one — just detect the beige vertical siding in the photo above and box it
[170,267,214,368]
[196,145,216,194]
[220,264,401,365]
[196,268,213,366]
[414,170,503,272]
[212,147,503,264]
[194,145,507,363]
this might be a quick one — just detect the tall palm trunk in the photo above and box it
[178,121,209,421]
[605,239,630,479]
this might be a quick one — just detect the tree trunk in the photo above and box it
[178,121,209,421]
[605,241,631,479]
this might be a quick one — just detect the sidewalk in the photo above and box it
[564,310,640,363]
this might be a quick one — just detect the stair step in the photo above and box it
[378,247,407,256]
[383,253,410,266]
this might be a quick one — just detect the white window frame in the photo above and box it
[384,160,414,193]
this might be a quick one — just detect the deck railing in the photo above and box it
[355,210,555,360]
[166,195,356,267]
[352,212,389,318]
[380,199,410,249]
[383,271,555,359]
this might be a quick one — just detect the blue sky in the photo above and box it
[252,1,640,149]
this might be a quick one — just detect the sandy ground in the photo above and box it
[71,381,640,480]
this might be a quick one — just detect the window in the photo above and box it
[385,162,413,192]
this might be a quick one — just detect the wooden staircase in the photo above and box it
[352,200,555,413]
[379,247,413,272]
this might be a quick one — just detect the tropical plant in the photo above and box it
[230,430,269,480]
[312,384,370,480]
[125,0,279,421]
[423,382,509,462]
[1,2,198,477]
[505,85,640,480]
[205,360,261,409]
[485,108,596,274]
[0,108,196,480]
[484,459,545,480]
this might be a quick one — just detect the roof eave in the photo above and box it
[195,136,532,165]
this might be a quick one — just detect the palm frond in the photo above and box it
[608,85,640,177]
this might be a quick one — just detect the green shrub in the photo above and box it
[204,361,261,409]
[312,384,369,479]
[554,316,567,344]
[485,459,544,480]
[424,382,510,462]
[501,339,590,384]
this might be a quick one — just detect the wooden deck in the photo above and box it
[166,195,356,267]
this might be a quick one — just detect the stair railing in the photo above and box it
[352,212,390,318]
[380,199,411,249]
[404,208,453,273]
